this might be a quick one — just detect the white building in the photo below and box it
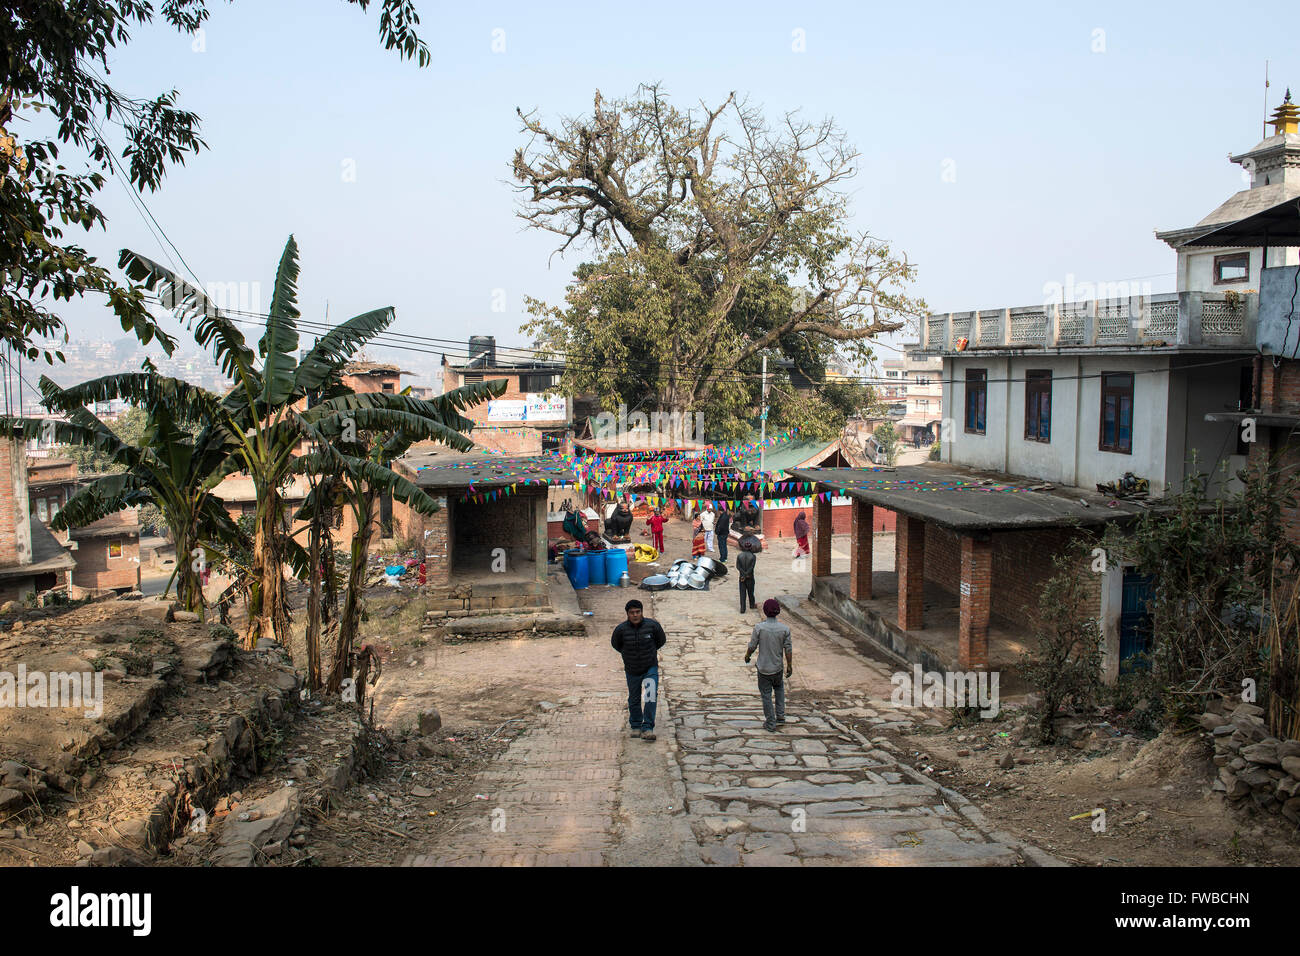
[918,94,1300,497]
[899,345,942,446]
[1156,89,1300,292]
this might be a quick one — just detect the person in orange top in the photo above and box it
[647,509,668,553]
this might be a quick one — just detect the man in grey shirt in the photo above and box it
[744,598,793,732]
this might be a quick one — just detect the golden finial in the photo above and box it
[1268,88,1299,135]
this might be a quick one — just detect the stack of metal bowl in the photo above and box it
[655,557,727,590]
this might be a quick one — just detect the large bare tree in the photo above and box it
[513,85,926,429]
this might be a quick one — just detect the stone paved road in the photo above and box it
[407,533,1048,867]
[657,585,1027,866]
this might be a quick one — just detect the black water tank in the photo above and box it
[468,335,496,367]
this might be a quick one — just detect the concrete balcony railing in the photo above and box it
[922,292,1258,353]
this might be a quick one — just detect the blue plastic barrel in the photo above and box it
[604,547,628,583]
[587,548,608,586]
[564,549,589,590]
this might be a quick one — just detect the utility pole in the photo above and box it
[759,354,768,472]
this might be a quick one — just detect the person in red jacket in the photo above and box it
[647,509,668,553]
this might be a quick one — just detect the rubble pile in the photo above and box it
[1201,700,1300,822]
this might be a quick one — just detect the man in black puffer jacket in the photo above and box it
[611,599,667,741]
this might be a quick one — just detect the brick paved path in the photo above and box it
[407,535,1046,867]
[406,694,626,866]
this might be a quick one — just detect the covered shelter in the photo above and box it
[787,463,1152,679]
[399,449,574,589]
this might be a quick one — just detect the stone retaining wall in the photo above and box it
[1200,699,1300,823]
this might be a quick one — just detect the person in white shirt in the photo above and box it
[700,506,716,553]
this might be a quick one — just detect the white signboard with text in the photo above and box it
[487,399,527,422]
[525,393,567,422]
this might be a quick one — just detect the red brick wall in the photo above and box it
[443,366,552,455]
[922,523,961,596]
[896,515,926,629]
[988,527,1098,628]
[918,523,1098,628]
[28,461,76,483]
[72,535,140,591]
[763,504,845,538]
[342,370,400,395]
[759,503,898,537]
[452,493,536,560]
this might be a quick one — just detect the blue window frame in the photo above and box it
[1099,372,1133,454]
[1025,370,1051,443]
[964,369,986,434]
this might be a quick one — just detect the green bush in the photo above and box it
[1019,539,1104,744]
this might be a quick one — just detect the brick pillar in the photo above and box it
[959,535,992,670]
[811,493,833,578]
[533,492,548,584]
[849,500,874,601]
[896,514,925,629]
[425,500,452,587]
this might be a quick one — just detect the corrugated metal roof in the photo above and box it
[732,439,844,476]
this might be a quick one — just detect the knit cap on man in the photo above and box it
[763,598,780,617]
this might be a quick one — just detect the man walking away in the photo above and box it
[611,599,667,741]
[736,541,757,614]
[702,509,722,554]
[744,599,793,732]
[715,504,730,561]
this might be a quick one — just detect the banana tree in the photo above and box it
[290,383,501,693]
[0,371,244,612]
[119,235,503,651]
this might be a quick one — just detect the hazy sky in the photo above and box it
[39,0,1299,375]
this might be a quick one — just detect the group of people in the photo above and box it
[609,493,801,739]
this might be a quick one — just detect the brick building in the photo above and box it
[393,449,575,614]
[26,457,78,534]
[69,510,142,595]
[0,437,75,603]
[441,337,569,456]
[341,360,407,397]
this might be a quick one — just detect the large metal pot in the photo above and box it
[641,574,671,591]
[686,565,710,589]
[697,556,727,577]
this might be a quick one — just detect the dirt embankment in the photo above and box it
[875,710,1300,866]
